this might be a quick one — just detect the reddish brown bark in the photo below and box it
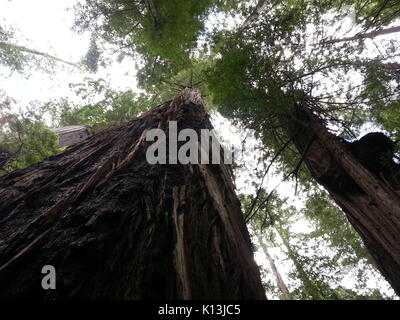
[285,103,400,296]
[0,88,266,299]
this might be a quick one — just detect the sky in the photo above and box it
[0,0,293,295]
[0,0,397,298]
[0,0,138,106]
[0,0,301,205]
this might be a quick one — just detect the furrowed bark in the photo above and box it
[0,88,266,299]
[284,103,400,296]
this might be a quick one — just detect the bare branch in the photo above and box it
[0,41,82,69]
[322,25,400,44]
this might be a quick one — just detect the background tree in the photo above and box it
[0,91,60,174]
[0,24,81,73]
[32,0,400,296]
[204,1,400,294]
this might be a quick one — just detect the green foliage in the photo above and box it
[74,0,238,88]
[203,0,400,186]
[83,35,102,72]
[0,23,81,74]
[303,192,370,263]
[0,25,27,72]
[145,54,219,110]
[373,100,400,142]
[0,76,154,174]
[40,78,154,131]
[359,61,400,140]
[1,0,399,299]
[335,0,400,28]
[0,102,60,174]
[242,190,391,299]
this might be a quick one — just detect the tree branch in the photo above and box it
[0,41,82,69]
[322,25,400,44]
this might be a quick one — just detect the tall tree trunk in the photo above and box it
[256,234,290,299]
[239,0,270,30]
[0,88,266,299]
[284,102,400,296]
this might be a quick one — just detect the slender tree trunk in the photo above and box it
[0,88,266,299]
[143,0,161,30]
[284,102,400,296]
[324,25,400,44]
[0,41,82,69]
[239,0,270,30]
[256,234,290,299]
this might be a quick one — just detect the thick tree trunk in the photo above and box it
[284,102,400,296]
[0,88,266,299]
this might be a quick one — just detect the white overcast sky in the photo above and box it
[0,0,139,106]
[0,0,309,296]
[0,0,397,298]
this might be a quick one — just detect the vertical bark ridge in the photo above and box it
[284,102,400,295]
[0,88,265,299]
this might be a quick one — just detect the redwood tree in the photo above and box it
[0,88,266,299]
[284,102,400,295]
[203,1,400,295]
